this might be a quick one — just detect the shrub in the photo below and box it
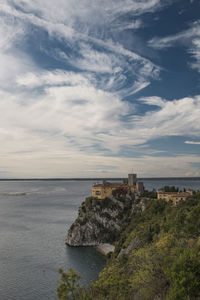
[167,248,200,299]
[57,268,81,300]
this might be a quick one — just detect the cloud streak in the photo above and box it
[185,141,200,145]
[0,0,160,96]
[148,20,200,72]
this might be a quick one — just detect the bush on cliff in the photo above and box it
[60,193,200,300]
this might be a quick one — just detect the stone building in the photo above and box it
[157,190,193,205]
[92,174,144,199]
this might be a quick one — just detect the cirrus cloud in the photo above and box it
[0,0,199,177]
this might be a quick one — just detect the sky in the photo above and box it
[0,0,200,178]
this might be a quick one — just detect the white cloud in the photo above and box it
[0,81,200,177]
[8,0,162,27]
[185,141,200,145]
[148,21,200,49]
[0,15,25,51]
[139,96,166,107]
[189,38,200,72]
[0,90,199,178]
[74,43,119,74]
[112,19,143,31]
[0,51,36,90]
[0,0,199,177]
[0,0,161,96]
[148,21,200,72]
[130,96,200,142]
[16,70,93,88]
[0,149,199,178]
[0,7,37,91]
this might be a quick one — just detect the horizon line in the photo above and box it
[0,177,199,181]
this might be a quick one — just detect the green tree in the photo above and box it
[57,268,81,300]
[163,186,179,192]
[167,248,200,300]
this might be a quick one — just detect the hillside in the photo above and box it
[59,192,200,300]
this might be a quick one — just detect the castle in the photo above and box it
[92,174,144,200]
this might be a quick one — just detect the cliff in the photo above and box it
[61,192,200,300]
[66,194,146,247]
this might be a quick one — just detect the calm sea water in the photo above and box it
[141,178,200,192]
[0,180,105,300]
[0,179,199,300]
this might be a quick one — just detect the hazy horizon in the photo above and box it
[0,176,199,181]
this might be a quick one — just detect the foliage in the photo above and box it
[58,193,200,299]
[112,187,128,199]
[57,268,81,300]
[141,189,157,198]
[166,248,200,300]
[162,186,179,192]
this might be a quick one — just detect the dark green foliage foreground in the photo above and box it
[57,193,200,300]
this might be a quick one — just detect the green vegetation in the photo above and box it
[162,186,179,192]
[141,188,157,198]
[58,192,200,299]
[112,187,128,199]
[57,268,81,300]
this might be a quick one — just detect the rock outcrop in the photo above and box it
[66,195,137,246]
[118,238,143,257]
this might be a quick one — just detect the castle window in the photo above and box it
[95,191,101,195]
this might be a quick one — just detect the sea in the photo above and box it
[0,178,199,300]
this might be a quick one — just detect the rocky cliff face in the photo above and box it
[66,195,145,246]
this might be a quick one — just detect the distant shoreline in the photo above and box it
[0,177,199,181]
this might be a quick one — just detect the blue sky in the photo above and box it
[0,0,200,178]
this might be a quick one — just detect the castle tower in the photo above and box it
[128,174,137,186]
[136,182,144,194]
